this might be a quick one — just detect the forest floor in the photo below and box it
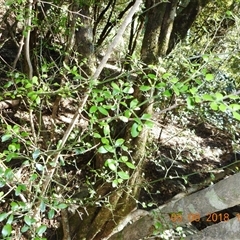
[140,114,239,207]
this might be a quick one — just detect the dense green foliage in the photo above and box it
[0,0,239,239]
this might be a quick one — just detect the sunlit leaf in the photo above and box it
[111,82,120,91]
[219,103,227,112]
[215,92,223,101]
[21,224,29,233]
[0,212,8,222]
[123,86,134,94]
[48,209,55,219]
[144,120,154,128]
[32,76,38,85]
[37,225,47,236]
[90,106,97,113]
[233,111,240,121]
[1,134,11,142]
[125,162,136,169]
[210,101,218,110]
[202,94,213,101]
[112,179,118,188]
[32,149,40,160]
[58,203,68,209]
[205,73,214,81]
[140,85,151,91]
[229,104,240,111]
[131,123,139,137]
[36,163,44,172]
[24,215,33,226]
[117,171,129,179]
[2,224,12,237]
[98,146,108,154]
[141,113,151,120]
[98,106,108,116]
[115,138,124,147]
[119,116,128,122]
[130,99,139,109]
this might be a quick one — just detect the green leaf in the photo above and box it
[130,99,139,109]
[98,146,108,154]
[32,149,40,160]
[2,224,12,237]
[105,159,117,171]
[119,156,128,162]
[228,94,239,100]
[112,179,118,188]
[219,103,227,112]
[210,101,218,111]
[115,138,124,147]
[10,202,19,211]
[90,106,98,113]
[172,85,180,96]
[36,163,44,171]
[144,120,154,128]
[195,96,201,103]
[131,123,139,137]
[98,106,108,116]
[123,86,134,94]
[180,84,188,92]
[163,90,172,97]
[156,82,166,89]
[104,145,115,153]
[21,224,29,233]
[147,73,156,80]
[215,92,223,101]
[40,201,46,212]
[0,212,8,221]
[93,132,101,138]
[63,61,70,71]
[117,171,129,180]
[189,87,198,95]
[7,214,13,224]
[1,134,11,142]
[111,82,120,91]
[119,116,128,122]
[141,113,151,120]
[37,225,47,236]
[24,215,33,226]
[229,104,240,111]
[15,184,26,196]
[58,203,68,209]
[202,94,214,101]
[25,83,33,88]
[101,137,109,145]
[233,111,240,121]
[32,76,38,85]
[125,162,136,169]
[140,85,151,91]
[170,77,178,83]
[35,96,41,105]
[48,209,55,219]
[186,97,194,109]
[205,73,214,81]
[124,110,132,118]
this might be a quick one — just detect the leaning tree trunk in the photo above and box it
[56,1,212,239]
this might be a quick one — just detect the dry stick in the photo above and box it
[25,0,37,143]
